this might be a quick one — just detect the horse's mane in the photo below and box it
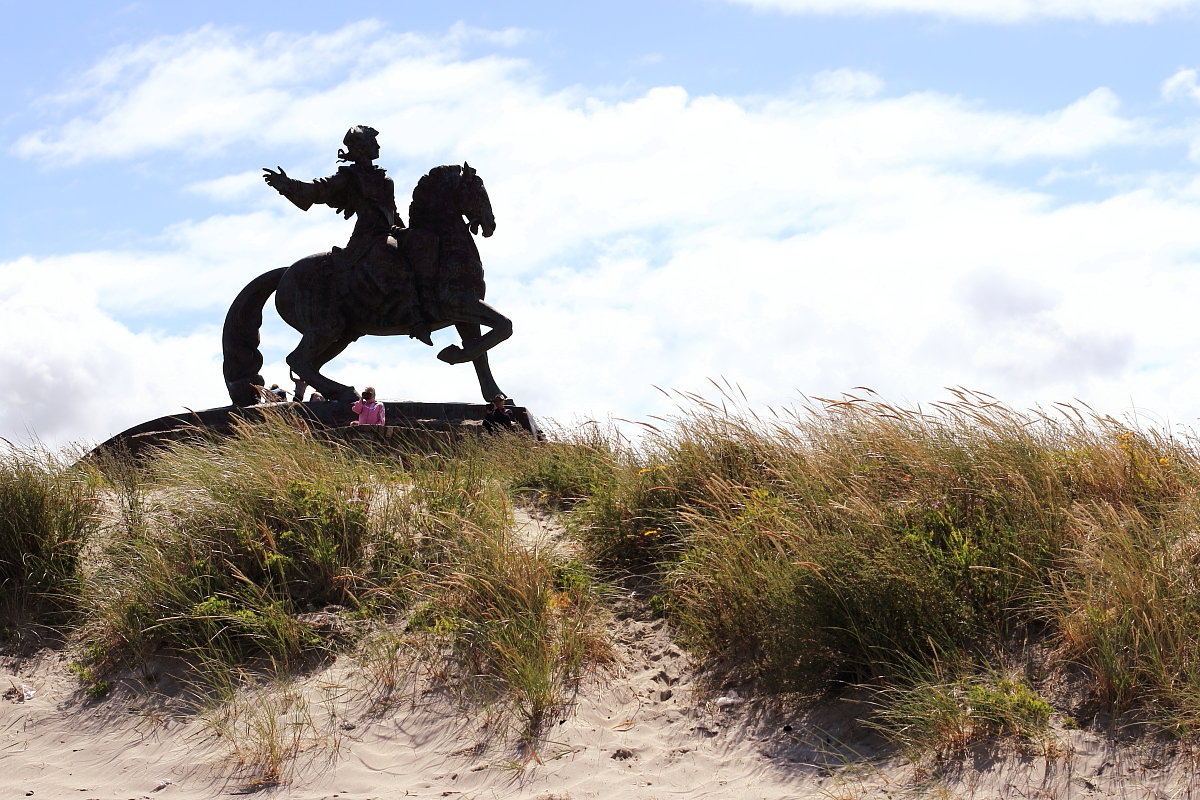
[410,164,461,217]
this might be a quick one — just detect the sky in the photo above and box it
[6,0,1200,448]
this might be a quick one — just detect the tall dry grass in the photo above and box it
[496,387,1200,740]
[83,417,397,666]
[433,522,608,740]
[0,441,99,620]
[71,412,604,754]
[15,387,1200,763]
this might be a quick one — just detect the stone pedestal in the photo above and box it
[89,399,541,460]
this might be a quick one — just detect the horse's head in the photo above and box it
[410,163,496,238]
[457,162,496,238]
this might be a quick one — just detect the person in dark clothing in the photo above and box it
[482,393,517,434]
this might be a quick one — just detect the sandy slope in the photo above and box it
[3,512,1197,799]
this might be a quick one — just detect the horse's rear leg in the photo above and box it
[287,333,358,403]
[457,323,504,401]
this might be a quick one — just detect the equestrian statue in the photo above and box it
[221,125,512,406]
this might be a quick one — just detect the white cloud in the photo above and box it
[1162,68,1200,101]
[1158,65,1200,162]
[724,0,1200,23]
[12,21,532,165]
[9,21,1200,448]
[810,69,885,98]
[0,266,228,449]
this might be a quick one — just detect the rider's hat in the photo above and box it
[343,125,379,147]
[338,125,379,161]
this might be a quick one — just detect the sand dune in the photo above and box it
[4,514,1195,799]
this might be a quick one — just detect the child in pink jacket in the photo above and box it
[350,387,386,426]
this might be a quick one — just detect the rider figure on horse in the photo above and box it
[262,125,437,346]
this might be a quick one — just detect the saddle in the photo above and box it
[333,227,441,325]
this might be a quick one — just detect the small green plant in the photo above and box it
[496,421,621,508]
[68,660,112,699]
[85,680,113,699]
[871,670,1053,758]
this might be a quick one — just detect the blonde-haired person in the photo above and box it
[350,387,386,426]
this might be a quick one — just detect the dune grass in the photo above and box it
[82,419,391,666]
[0,441,99,621]
[66,413,605,756]
[868,663,1055,760]
[483,387,1200,749]
[12,388,1200,767]
[433,522,608,740]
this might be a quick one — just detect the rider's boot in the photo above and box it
[408,294,437,346]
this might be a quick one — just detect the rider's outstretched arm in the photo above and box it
[263,167,347,213]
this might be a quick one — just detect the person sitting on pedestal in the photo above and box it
[483,393,517,434]
[350,387,386,426]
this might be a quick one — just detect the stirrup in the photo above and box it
[410,327,434,346]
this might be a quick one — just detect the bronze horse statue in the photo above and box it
[221,163,511,406]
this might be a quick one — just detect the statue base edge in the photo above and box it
[87,400,542,460]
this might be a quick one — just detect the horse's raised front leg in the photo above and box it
[456,322,505,401]
[287,332,359,403]
[437,299,512,365]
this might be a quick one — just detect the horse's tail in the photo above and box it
[222,267,287,406]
